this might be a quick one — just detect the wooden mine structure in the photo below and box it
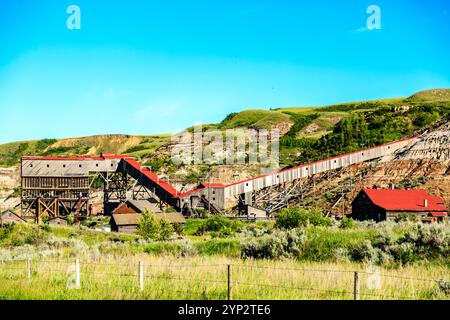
[21,153,124,223]
[20,137,418,222]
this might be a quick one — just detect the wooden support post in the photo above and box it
[75,258,80,289]
[353,271,359,300]
[27,257,31,281]
[138,261,144,292]
[227,264,231,300]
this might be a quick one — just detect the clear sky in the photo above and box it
[0,0,449,143]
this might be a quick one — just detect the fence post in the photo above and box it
[227,264,231,300]
[353,271,359,300]
[75,258,80,289]
[138,261,144,292]
[27,257,31,281]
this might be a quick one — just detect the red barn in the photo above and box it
[351,189,448,222]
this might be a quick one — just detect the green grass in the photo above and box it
[219,109,293,129]
[407,89,450,102]
[301,227,378,262]
[184,219,205,235]
[0,256,448,300]
[0,134,171,167]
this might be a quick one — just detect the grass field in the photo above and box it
[0,255,448,300]
[0,219,449,300]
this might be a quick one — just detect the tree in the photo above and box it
[137,209,161,240]
[159,217,175,240]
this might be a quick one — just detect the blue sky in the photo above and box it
[0,0,449,143]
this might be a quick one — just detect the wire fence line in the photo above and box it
[0,258,447,300]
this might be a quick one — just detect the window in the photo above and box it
[63,164,66,168]
[212,197,216,201]
[79,164,82,168]
[246,183,249,186]
[30,164,33,167]
[47,164,50,168]
[212,191,215,195]
[8,212,13,218]
[96,163,99,167]
[111,163,114,167]
[361,153,364,156]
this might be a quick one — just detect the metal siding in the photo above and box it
[222,139,415,199]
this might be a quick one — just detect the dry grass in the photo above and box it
[0,255,448,300]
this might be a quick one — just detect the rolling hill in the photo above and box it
[1,88,449,184]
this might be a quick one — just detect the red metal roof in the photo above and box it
[122,158,178,196]
[175,187,204,198]
[21,154,129,161]
[362,189,448,212]
[199,183,225,188]
[224,137,417,188]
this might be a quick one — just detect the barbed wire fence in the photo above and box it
[0,258,447,300]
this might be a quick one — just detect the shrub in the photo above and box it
[339,217,355,229]
[349,224,450,265]
[137,210,177,241]
[395,213,417,223]
[241,228,307,259]
[1,224,50,247]
[159,218,175,241]
[137,210,161,240]
[350,240,387,265]
[436,279,450,296]
[66,216,74,226]
[275,207,332,229]
[196,215,243,237]
[173,223,185,235]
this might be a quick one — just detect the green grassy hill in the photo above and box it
[406,89,450,102]
[1,88,449,169]
[0,134,171,167]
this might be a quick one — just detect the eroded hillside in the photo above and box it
[1,88,449,213]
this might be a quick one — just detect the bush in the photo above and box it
[66,216,74,226]
[350,240,391,265]
[436,279,450,297]
[196,215,243,237]
[339,217,355,229]
[173,223,185,235]
[350,224,450,265]
[395,213,417,223]
[159,218,175,241]
[241,228,307,259]
[0,224,50,247]
[137,210,161,240]
[137,209,175,241]
[275,207,332,229]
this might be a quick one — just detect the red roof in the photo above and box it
[199,183,225,188]
[21,154,129,161]
[224,137,417,188]
[122,158,178,196]
[362,189,448,212]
